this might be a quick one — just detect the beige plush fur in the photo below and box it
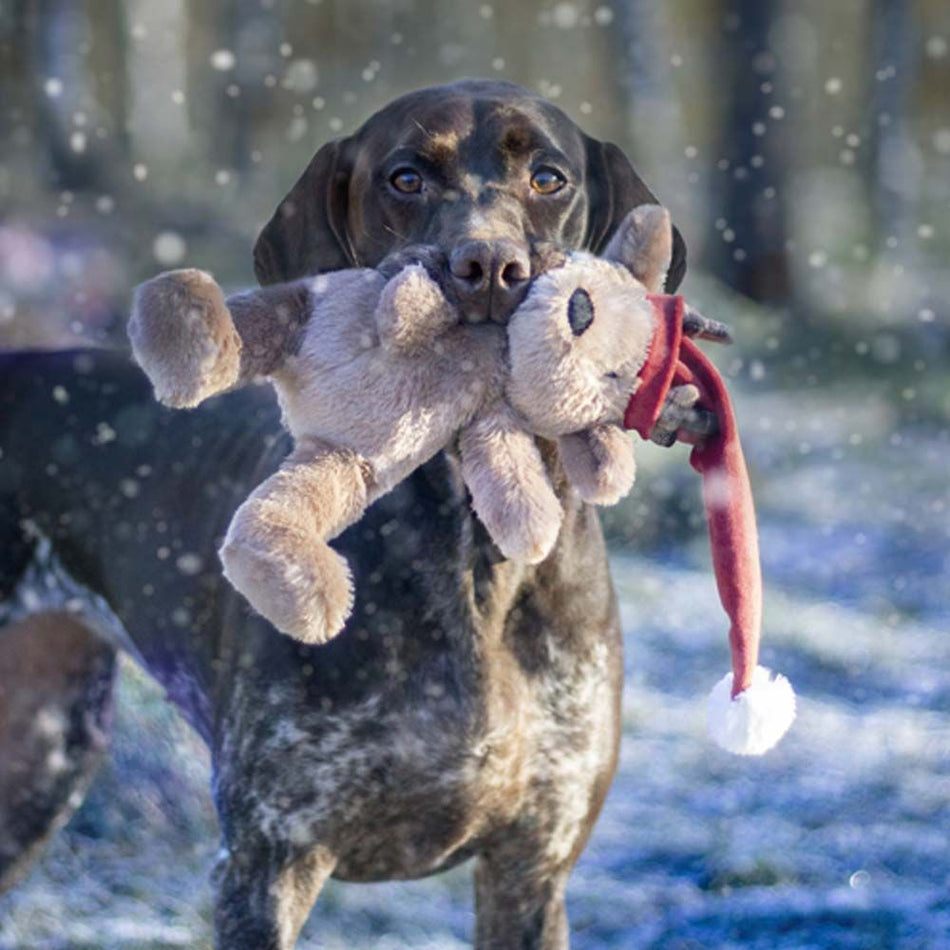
[130,264,551,644]
[601,203,673,293]
[505,205,673,506]
[129,269,243,408]
[458,399,563,563]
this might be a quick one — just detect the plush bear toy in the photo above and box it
[128,207,700,648]
[504,204,796,755]
[129,263,569,645]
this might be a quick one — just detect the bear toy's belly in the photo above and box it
[274,327,505,492]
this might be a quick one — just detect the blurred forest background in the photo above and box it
[1,1,949,948]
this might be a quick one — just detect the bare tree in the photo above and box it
[713,0,790,303]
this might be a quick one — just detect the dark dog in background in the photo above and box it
[0,80,704,948]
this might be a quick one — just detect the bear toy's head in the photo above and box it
[506,204,673,439]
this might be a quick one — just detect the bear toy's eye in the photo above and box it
[567,288,594,336]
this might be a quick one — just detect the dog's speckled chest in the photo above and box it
[211,473,622,886]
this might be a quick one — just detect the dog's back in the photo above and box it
[0,349,282,736]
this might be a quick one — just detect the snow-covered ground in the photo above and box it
[1,388,948,949]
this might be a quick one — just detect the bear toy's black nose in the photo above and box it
[567,288,594,336]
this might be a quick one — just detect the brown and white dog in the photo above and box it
[0,80,717,948]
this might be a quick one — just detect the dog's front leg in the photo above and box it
[213,844,335,950]
[474,848,570,950]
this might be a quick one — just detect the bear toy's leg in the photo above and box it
[558,425,636,507]
[219,440,373,644]
[459,401,564,565]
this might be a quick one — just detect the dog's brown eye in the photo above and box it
[531,167,566,195]
[391,168,423,194]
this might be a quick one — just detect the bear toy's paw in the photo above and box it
[220,533,354,645]
[559,427,636,506]
[485,484,564,565]
[130,269,242,408]
[219,509,354,645]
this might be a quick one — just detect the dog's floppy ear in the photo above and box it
[253,138,356,286]
[583,137,686,293]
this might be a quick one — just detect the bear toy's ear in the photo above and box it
[603,205,673,294]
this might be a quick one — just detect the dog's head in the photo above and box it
[253,79,686,324]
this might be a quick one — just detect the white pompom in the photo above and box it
[707,666,796,756]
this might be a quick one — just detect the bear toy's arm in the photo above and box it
[219,438,373,644]
[129,269,311,408]
[458,399,564,565]
[373,264,458,352]
[558,424,636,506]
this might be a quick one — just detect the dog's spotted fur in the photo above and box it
[0,81,687,948]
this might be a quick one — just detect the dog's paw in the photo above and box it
[130,269,241,408]
[220,533,354,645]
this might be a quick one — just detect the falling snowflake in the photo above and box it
[933,128,950,155]
[210,49,235,71]
[284,59,318,93]
[176,553,204,576]
[551,2,580,29]
[93,422,117,445]
[925,36,947,59]
[153,231,187,266]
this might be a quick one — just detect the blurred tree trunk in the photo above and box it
[186,0,250,173]
[610,1,689,241]
[713,0,789,303]
[0,1,36,192]
[87,0,130,153]
[22,0,131,192]
[866,0,918,254]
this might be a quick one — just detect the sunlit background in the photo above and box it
[1,1,948,947]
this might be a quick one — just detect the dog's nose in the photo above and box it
[449,239,530,322]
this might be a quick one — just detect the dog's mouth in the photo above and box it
[454,241,568,325]
[455,281,529,325]
[378,240,569,325]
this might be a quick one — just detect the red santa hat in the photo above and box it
[624,294,796,755]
